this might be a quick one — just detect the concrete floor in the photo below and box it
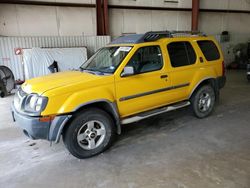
[0,70,250,188]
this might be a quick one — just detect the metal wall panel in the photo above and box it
[0,36,111,80]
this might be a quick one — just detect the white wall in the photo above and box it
[1,0,250,37]
[0,4,96,36]
[200,0,250,10]
[109,0,250,37]
[109,9,191,38]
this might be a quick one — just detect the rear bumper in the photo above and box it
[11,104,71,142]
[247,63,250,71]
[247,64,250,76]
[217,76,226,89]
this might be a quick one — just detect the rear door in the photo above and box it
[165,40,200,101]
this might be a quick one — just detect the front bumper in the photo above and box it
[11,104,71,142]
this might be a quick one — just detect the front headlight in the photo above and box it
[24,94,48,114]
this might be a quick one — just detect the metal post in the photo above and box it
[103,0,109,35]
[192,0,199,31]
[96,0,103,35]
[96,0,109,35]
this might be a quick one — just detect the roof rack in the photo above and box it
[110,30,206,44]
[142,31,172,42]
[170,30,206,37]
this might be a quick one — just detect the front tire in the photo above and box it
[191,85,216,118]
[63,108,116,159]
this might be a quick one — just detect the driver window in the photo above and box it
[126,46,163,74]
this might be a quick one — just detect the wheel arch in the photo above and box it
[189,78,218,100]
[59,100,121,143]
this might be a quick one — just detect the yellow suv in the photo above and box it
[12,31,226,159]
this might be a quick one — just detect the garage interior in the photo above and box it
[0,0,250,188]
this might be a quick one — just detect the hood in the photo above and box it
[22,71,109,95]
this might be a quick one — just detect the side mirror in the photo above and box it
[121,66,135,77]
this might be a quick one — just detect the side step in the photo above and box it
[121,101,190,124]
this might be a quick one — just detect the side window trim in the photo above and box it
[184,42,191,65]
[185,42,197,65]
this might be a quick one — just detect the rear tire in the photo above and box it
[63,108,116,159]
[191,85,216,118]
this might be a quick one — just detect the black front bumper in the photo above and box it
[11,104,70,142]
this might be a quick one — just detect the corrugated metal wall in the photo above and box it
[0,36,111,80]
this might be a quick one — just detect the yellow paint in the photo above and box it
[21,36,224,117]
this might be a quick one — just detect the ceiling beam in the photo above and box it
[1,1,249,14]
[0,0,96,8]
[108,5,191,11]
[108,4,250,14]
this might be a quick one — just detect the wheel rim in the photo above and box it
[77,120,106,150]
[198,92,212,112]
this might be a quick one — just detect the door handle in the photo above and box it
[160,75,168,79]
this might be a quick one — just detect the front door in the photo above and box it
[115,45,172,118]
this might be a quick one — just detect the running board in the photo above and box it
[121,101,190,124]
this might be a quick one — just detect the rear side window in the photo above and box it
[197,40,220,61]
[167,42,196,68]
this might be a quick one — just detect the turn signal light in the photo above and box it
[39,115,55,122]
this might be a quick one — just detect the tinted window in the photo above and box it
[126,46,163,74]
[167,42,196,67]
[197,40,220,61]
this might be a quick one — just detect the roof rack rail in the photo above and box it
[110,30,206,44]
[110,31,172,44]
[170,30,206,37]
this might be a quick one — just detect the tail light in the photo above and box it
[222,61,225,76]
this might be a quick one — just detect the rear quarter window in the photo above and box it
[197,40,220,61]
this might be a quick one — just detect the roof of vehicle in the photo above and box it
[110,31,208,45]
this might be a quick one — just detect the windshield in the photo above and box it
[80,46,132,74]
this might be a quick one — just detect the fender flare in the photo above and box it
[189,77,216,99]
[52,99,121,143]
